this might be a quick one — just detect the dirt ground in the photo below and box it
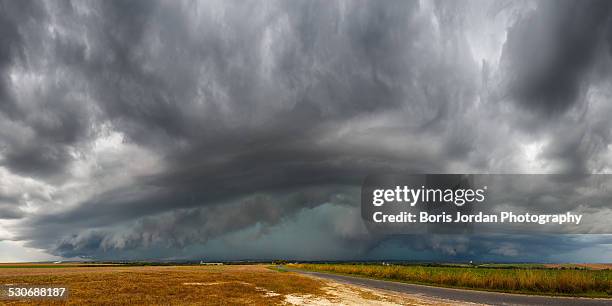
[0,264,472,305]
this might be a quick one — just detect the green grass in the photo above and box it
[290,263,612,298]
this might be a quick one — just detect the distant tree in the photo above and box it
[272,260,289,265]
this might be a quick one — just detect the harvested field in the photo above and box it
[0,264,464,305]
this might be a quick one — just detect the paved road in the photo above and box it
[286,268,612,306]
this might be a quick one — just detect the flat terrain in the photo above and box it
[0,264,467,305]
[291,263,612,298]
[544,263,612,270]
[292,268,612,306]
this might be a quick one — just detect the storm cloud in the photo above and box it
[1,0,612,261]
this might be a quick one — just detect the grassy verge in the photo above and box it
[290,263,612,298]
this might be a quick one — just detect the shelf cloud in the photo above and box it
[1,0,612,261]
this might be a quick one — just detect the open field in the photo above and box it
[0,264,465,305]
[544,263,612,270]
[290,263,612,298]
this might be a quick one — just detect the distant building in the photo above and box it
[200,260,223,265]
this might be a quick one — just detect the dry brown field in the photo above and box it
[0,264,461,305]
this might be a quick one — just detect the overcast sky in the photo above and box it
[1,0,612,262]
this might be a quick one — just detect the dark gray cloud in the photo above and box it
[0,0,611,261]
[500,0,612,114]
[0,1,41,114]
[0,202,24,220]
[0,1,98,180]
[34,187,359,258]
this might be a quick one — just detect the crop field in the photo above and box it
[0,264,455,305]
[290,263,612,297]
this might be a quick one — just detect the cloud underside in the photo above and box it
[0,0,612,260]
